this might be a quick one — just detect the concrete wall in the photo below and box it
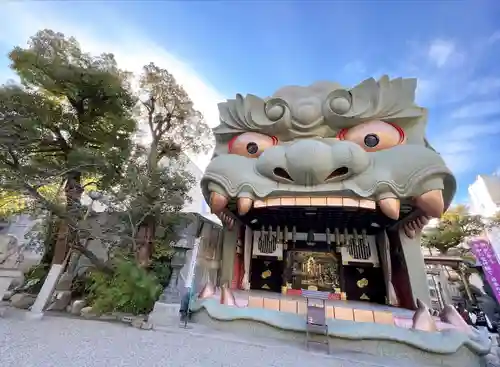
[0,214,43,272]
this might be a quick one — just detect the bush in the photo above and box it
[86,258,162,315]
[149,244,173,287]
[13,263,50,294]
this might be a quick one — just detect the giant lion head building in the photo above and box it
[189,76,490,365]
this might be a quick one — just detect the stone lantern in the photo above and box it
[160,233,192,304]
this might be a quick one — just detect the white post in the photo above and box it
[27,264,64,320]
[242,226,252,290]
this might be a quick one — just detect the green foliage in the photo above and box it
[422,205,485,254]
[86,257,162,315]
[0,29,210,285]
[16,263,51,294]
[139,62,212,156]
[149,244,174,287]
[0,190,26,220]
[0,29,137,215]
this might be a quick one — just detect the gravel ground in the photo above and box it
[0,309,497,367]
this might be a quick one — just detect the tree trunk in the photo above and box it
[51,171,84,264]
[135,140,158,266]
[137,220,155,267]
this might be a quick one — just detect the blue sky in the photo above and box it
[0,1,499,204]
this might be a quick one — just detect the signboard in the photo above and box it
[470,237,500,304]
[486,227,500,263]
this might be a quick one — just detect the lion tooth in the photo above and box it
[415,217,424,229]
[412,299,437,332]
[420,216,430,225]
[440,304,474,336]
[415,190,444,218]
[237,197,253,215]
[378,197,400,220]
[221,213,229,226]
[404,223,416,238]
[220,284,237,306]
[210,192,228,213]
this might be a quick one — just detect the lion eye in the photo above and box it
[337,120,405,152]
[228,132,278,158]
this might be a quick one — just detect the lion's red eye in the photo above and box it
[337,120,405,152]
[228,132,278,158]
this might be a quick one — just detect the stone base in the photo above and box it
[191,302,489,367]
[148,302,182,328]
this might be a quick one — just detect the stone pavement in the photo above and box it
[0,308,497,367]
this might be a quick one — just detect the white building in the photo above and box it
[469,174,500,217]
[176,152,220,225]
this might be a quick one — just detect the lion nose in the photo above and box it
[281,140,344,185]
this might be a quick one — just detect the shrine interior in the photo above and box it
[227,197,415,306]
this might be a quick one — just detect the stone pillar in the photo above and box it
[231,252,241,290]
[242,226,252,290]
[220,225,238,286]
[399,229,432,307]
[27,264,64,320]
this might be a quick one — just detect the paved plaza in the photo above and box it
[0,308,498,367]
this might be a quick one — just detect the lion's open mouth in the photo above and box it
[213,194,416,235]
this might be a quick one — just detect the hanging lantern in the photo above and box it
[292,226,297,244]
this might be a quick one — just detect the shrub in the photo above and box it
[13,263,50,294]
[86,258,162,315]
[149,244,173,287]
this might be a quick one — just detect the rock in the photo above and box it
[2,290,13,301]
[8,275,24,290]
[46,290,72,311]
[70,300,86,315]
[131,317,145,329]
[10,293,36,309]
[55,272,73,291]
[131,316,152,330]
[80,306,95,318]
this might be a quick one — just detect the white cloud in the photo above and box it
[342,60,366,75]
[0,2,224,171]
[427,39,458,68]
[488,30,500,45]
[450,101,500,119]
[433,122,500,175]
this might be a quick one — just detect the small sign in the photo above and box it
[470,237,500,304]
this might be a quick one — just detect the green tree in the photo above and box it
[422,205,495,255]
[0,29,137,266]
[127,62,212,265]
